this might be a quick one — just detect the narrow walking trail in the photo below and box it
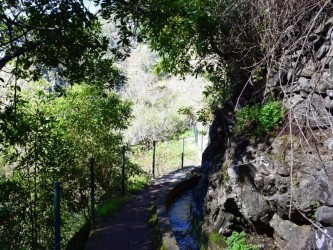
[85,166,197,250]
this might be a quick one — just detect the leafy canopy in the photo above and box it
[0,0,121,88]
[0,82,137,248]
[97,0,263,123]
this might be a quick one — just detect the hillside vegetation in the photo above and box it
[121,44,207,146]
[0,2,206,248]
[1,0,333,249]
[97,0,333,248]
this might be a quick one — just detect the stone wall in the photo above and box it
[268,16,333,130]
[202,14,333,250]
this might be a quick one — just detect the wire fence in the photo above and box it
[127,129,208,178]
[53,128,208,248]
[3,127,209,249]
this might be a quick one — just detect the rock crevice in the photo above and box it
[202,14,333,250]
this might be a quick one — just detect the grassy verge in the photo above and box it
[96,195,127,217]
[96,175,150,217]
[148,203,165,250]
[128,175,150,192]
[129,131,201,177]
[208,230,227,249]
[68,169,151,248]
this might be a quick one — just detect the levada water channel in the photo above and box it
[167,176,205,250]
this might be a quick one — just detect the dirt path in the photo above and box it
[85,166,197,250]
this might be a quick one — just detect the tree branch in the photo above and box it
[0,40,46,70]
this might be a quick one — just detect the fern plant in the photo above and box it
[226,232,258,250]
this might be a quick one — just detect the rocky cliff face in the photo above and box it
[202,15,333,250]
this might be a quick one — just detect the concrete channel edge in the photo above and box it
[154,166,200,250]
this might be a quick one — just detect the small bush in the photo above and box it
[235,101,285,135]
[259,101,285,132]
[226,232,258,250]
[234,104,260,134]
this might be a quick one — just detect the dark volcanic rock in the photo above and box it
[316,206,333,226]
[311,227,333,250]
[202,110,230,165]
[202,12,333,250]
[269,214,311,250]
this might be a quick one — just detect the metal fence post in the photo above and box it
[194,127,198,146]
[89,157,95,230]
[54,181,61,250]
[201,134,204,153]
[122,145,125,195]
[181,138,185,169]
[152,141,156,178]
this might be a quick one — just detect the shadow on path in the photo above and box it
[85,166,197,250]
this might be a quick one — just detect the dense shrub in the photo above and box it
[235,101,285,135]
[0,82,139,248]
